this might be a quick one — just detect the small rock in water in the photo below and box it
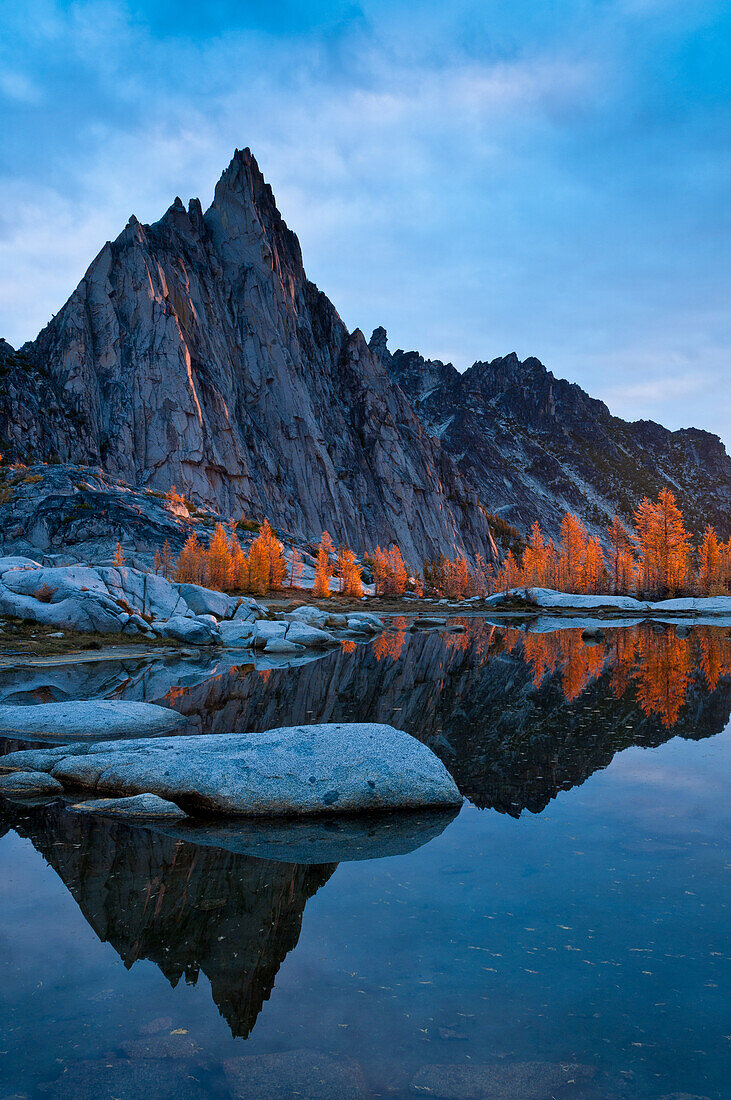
[0,700,186,741]
[0,770,64,795]
[224,1049,368,1099]
[120,1034,201,1060]
[40,1057,207,1099]
[138,1016,173,1036]
[72,794,188,819]
[410,1061,596,1099]
[264,637,304,654]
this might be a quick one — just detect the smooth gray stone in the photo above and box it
[72,794,188,819]
[219,620,255,645]
[157,614,220,646]
[175,582,235,620]
[412,617,448,627]
[0,701,186,742]
[264,637,304,654]
[251,620,287,648]
[0,770,64,795]
[1,724,463,816]
[285,622,337,647]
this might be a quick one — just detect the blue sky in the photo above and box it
[1,0,729,444]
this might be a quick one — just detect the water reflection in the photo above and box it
[1,621,729,1097]
[1,800,333,1040]
[151,622,731,816]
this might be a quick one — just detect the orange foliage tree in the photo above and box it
[313,531,335,598]
[337,546,363,597]
[697,525,722,595]
[558,513,588,592]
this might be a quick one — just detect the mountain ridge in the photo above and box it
[1,147,728,561]
[370,329,731,542]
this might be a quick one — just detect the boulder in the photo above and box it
[176,582,235,619]
[0,700,186,742]
[73,794,188,819]
[288,605,330,628]
[251,620,288,648]
[264,637,304,654]
[232,597,268,621]
[412,617,447,628]
[97,566,189,619]
[0,556,42,575]
[1,723,463,815]
[219,620,256,646]
[285,622,337,647]
[0,770,64,795]
[157,615,220,646]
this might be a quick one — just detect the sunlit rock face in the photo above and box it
[0,151,497,567]
[372,331,731,542]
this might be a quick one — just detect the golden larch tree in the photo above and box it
[313,531,335,597]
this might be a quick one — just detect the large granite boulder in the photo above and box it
[1,724,463,815]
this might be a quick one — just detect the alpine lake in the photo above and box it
[0,616,729,1099]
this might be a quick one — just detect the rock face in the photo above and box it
[0,150,497,568]
[2,723,463,815]
[371,330,731,541]
[0,462,193,564]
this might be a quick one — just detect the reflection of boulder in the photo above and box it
[3,801,334,1038]
[144,807,459,865]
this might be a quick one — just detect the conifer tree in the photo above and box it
[370,546,390,596]
[698,524,722,595]
[207,522,232,590]
[160,540,174,580]
[313,531,335,598]
[113,541,125,567]
[386,545,408,595]
[652,488,691,596]
[339,547,363,597]
[607,516,631,594]
[521,522,548,586]
[288,546,304,588]
[558,514,588,591]
[176,533,205,584]
[583,535,605,594]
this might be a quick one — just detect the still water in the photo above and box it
[0,621,729,1098]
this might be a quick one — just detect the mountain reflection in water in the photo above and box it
[1,620,729,1098]
[1,800,333,1040]
[154,621,731,816]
